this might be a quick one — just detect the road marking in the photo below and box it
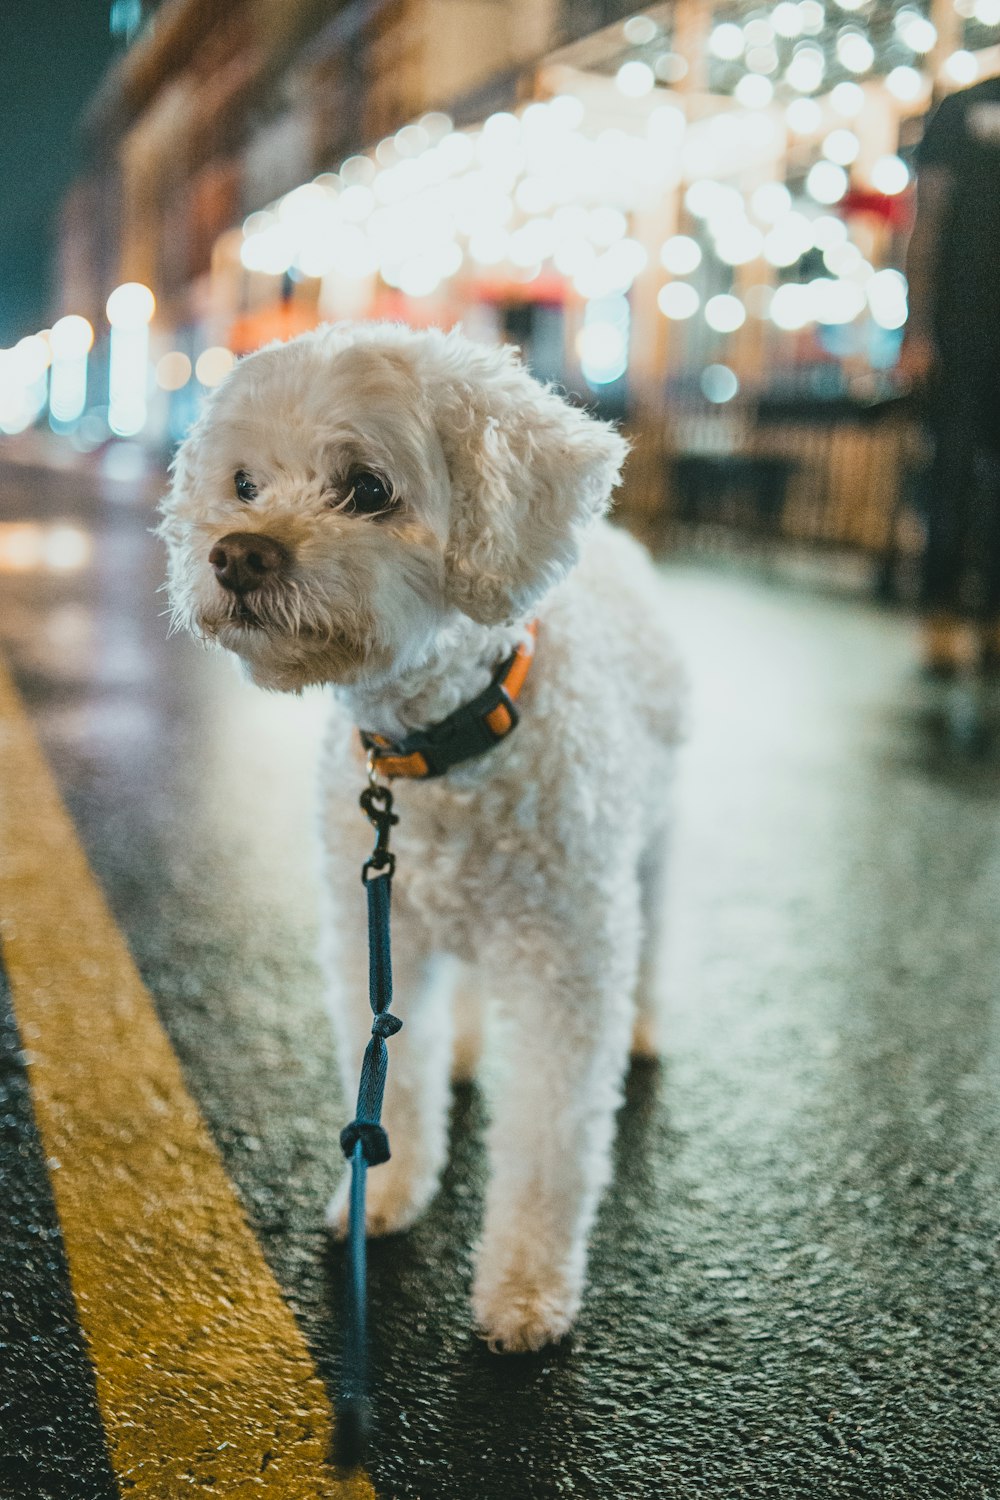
[0,657,371,1498]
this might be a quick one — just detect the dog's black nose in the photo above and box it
[209,532,290,594]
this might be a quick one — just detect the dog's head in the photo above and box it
[159,322,627,691]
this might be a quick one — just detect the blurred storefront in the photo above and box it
[57,0,1000,554]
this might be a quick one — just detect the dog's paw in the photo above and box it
[472,1269,580,1353]
[325,1166,436,1240]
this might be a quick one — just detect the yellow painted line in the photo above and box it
[0,657,372,1498]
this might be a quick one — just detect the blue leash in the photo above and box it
[333,776,402,1470]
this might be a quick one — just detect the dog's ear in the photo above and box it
[157,409,206,619]
[434,344,628,625]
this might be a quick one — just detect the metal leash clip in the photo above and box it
[360,758,398,883]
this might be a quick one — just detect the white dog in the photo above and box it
[160,322,684,1352]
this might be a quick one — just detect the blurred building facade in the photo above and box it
[56,0,1000,549]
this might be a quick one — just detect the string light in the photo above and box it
[714,222,765,264]
[710,22,745,58]
[830,81,865,116]
[798,1,826,33]
[895,10,937,51]
[657,283,701,319]
[623,14,658,45]
[837,31,875,73]
[655,52,688,81]
[156,352,192,391]
[701,365,740,403]
[736,74,775,107]
[943,50,978,84]
[812,214,849,250]
[772,1,804,36]
[106,283,155,438]
[752,183,792,222]
[195,347,235,387]
[871,155,910,194]
[806,160,849,203]
[616,60,655,96]
[705,294,747,333]
[8,49,955,448]
[770,282,813,329]
[885,65,925,101]
[823,128,861,165]
[786,45,826,91]
[660,235,702,274]
[786,97,823,134]
[867,269,908,329]
[764,211,814,265]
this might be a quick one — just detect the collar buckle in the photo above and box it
[361,623,537,780]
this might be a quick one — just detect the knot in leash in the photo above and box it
[339,1119,391,1167]
[338,1007,403,1166]
[370,1011,403,1039]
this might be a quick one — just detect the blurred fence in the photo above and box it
[631,378,927,592]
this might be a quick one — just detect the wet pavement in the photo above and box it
[1,447,999,1499]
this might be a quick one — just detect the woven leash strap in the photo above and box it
[333,780,402,1470]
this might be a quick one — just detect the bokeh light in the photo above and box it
[659,236,702,276]
[156,352,193,391]
[106,282,155,329]
[870,155,910,195]
[195,348,236,388]
[701,364,739,403]
[705,294,747,333]
[657,282,701,319]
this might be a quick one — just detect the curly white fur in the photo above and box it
[160,322,685,1352]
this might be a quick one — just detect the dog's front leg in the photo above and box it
[472,909,637,1352]
[323,899,454,1239]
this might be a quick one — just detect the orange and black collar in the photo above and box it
[361,622,538,780]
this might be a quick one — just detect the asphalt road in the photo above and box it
[1,446,999,1500]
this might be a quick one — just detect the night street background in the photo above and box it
[4,0,1000,1494]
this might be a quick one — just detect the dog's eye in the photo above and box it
[344,471,394,516]
[234,470,257,503]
